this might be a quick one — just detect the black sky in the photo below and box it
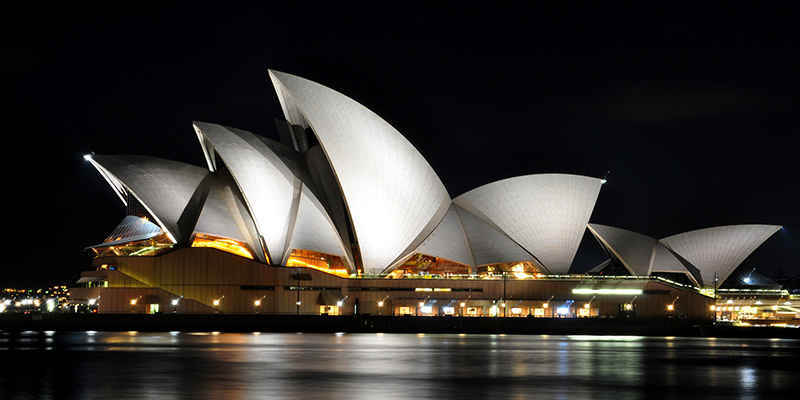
[5,3,798,287]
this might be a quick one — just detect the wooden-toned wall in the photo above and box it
[84,248,714,317]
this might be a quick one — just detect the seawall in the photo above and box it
[0,313,715,336]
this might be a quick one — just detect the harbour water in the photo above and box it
[2,331,797,399]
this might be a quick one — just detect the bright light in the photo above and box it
[378,301,384,307]
[421,306,433,314]
[419,302,425,307]
[572,288,643,295]
[88,299,96,306]
[172,299,179,306]
[296,301,301,305]
[710,305,716,310]
[667,304,674,311]
[213,299,220,306]
[625,304,633,310]
[254,300,261,306]
[130,299,137,305]
[336,300,344,307]
[542,303,549,308]
[556,307,570,315]
[460,302,466,307]
[584,303,591,309]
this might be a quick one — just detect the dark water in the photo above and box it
[1,331,798,399]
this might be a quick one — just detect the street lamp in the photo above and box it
[254,296,265,313]
[667,296,679,313]
[743,268,756,284]
[713,273,719,322]
[584,296,595,316]
[213,295,224,313]
[378,295,389,315]
[130,296,142,313]
[418,296,430,316]
[543,295,554,317]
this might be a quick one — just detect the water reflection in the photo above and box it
[1,331,797,399]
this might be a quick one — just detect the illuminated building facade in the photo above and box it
[71,71,781,319]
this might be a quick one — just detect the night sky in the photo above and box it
[6,4,798,287]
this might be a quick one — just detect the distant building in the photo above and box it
[70,71,782,319]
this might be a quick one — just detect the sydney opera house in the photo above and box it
[71,71,783,319]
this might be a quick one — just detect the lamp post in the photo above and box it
[337,296,348,315]
[213,295,224,313]
[543,295,554,317]
[254,296,265,313]
[714,273,719,322]
[584,296,595,317]
[460,295,471,317]
[502,271,507,317]
[743,268,756,284]
[667,296,679,315]
[291,271,302,315]
[378,295,389,315]
[130,296,142,313]
[418,296,430,316]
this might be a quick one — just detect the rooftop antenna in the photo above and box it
[601,171,610,185]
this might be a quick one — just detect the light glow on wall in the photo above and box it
[572,288,643,295]
[192,234,254,259]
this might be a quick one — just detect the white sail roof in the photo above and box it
[587,224,657,276]
[416,204,475,268]
[269,70,451,272]
[283,185,354,270]
[193,122,301,264]
[84,154,210,244]
[454,174,602,274]
[454,204,537,268]
[193,175,267,263]
[660,225,781,287]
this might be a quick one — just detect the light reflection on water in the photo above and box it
[1,331,797,399]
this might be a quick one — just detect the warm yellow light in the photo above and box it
[667,304,674,311]
[191,235,253,259]
[419,302,425,307]
[254,300,261,306]
[625,303,633,310]
[511,263,531,279]
[378,301,384,307]
[130,299,137,305]
[542,303,549,308]
[573,288,643,295]
[286,257,349,278]
[213,299,220,306]
[710,305,716,311]
[460,302,466,307]
[584,303,590,309]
